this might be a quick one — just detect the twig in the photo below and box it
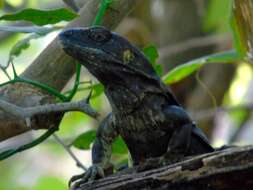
[190,103,253,121]
[62,0,80,12]
[158,34,231,62]
[53,134,87,171]
[0,67,11,80]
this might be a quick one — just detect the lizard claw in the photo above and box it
[69,164,104,189]
[69,173,85,188]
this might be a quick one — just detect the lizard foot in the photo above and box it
[69,164,104,190]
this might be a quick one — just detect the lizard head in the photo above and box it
[59,26,158,85]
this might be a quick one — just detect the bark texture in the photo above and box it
[76,146,253,190]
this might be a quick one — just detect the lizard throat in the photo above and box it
[105,84,144,115]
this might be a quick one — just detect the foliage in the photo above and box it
[72,130,96,150]
[73,129,128,154]
[0,8,78,26]
[143,45,162,76]
[204,0,231,33]
[163,50,241,84]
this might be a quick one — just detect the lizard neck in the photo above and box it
[105,83,143,115]
[104,76,167,115]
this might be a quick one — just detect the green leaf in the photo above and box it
[112,137,128,154]
[72,130,128,153]
[163,50,241,84]
[143,45,159,65]
[143,45,162,76]
[0,8,78,26]
[72,130,96,150]
[92,83,104,98]
[8,34,40,64]
[154,64,162,76]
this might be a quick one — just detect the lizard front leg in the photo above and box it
[70,113,118,189]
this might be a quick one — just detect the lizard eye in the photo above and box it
[88,27,111,42]
[123,49,135,64]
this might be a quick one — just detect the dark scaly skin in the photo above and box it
[59,26,214,188]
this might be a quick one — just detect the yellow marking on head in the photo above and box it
[123,49,134,64]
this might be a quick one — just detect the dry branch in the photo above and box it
[76,146,253,190]
[0,0,142,141]
[158,34,231,63]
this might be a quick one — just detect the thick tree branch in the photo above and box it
[0,0,143,141]
[76,146,253,190]
[0,98,98,128]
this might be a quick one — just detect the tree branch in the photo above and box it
[190,103,253,121]
[0,98,98,128]
[158,34,231,63]
[76,146,253,190]
[62,0,80,12]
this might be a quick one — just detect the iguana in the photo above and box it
[59,26,214,188]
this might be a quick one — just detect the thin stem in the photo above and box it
[0,127,57,161]
[0,80,14,88]
[66,62,81,101]
[11,61,18,78]
[1,68,12,80]
[53,134,87,171]
[63,83,93,96]
[92,0,111,25]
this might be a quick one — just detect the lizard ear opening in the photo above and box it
[123,49,135,64]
